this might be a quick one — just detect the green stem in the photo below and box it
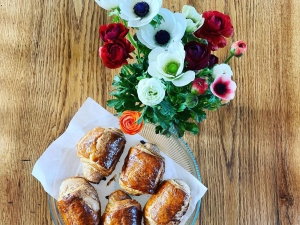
[123,64,132,74]
[122,19,138,48]
[224,54,234,64]
[127,31,138,49]
[137,106,148,124]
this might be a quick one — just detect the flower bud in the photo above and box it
[230,40,247,57]
[191,78,208,95]
[182,5,204,33]
[185,93,198,108]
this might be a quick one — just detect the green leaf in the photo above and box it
[177,103,187,112]
[153,108,171,130]
[150,14,164,28]
[159,100,176,118]
[184,122,199,135]
[107,99,121,107]
[176,109,193,121]
[173,123,185,137]
[190,108,206,123]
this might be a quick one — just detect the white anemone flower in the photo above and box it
[137,8,186,49]
[182,5,204,33]
[148,41,195,87]
[119,0,162,27]
[137,78,165,106]
[95,0,120,10]
[212,63,233,78]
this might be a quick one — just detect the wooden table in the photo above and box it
[1,0,299,224]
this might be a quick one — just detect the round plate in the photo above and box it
[48,123,201,224]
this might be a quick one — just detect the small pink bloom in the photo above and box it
[191,78,208,95]
[230,40,247,57]
[210,74,237,100]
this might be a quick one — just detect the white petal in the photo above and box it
[158,53,181,67]
[172,71,195,87]
[173,13,187,35]
[148,47,166,63]
[168,41,185,57]
[95,0,120,10]
[148,62,164,79]
[137,28,156,49]
[182,5,202,22]
[166,42,185,74]
[227,80,237,91]
[142,25,158,48]
[212,64,233,78]
[157,0,163,7]
[225,92,235,100]
[120,0,161,27]
[157,8,176,32]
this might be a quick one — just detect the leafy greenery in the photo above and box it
[107,59,224,137]
[106,13,226,137]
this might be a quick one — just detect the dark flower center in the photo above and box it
[133,2,150,18]
[155,30,170,45]
[215,83,227,94]
[239,43,246,48]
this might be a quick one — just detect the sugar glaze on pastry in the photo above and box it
[119,142,165,195]
[77,127,126,183]
[56,177,101,225]
[102,190,142,225]
[143,179,191,225]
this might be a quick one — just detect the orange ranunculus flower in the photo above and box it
[119,110,144,135]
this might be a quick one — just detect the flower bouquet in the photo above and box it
[95,0,247,137]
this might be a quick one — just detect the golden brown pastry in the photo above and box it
[102,190,142,225]
[56,177,101,225]
[119,142,165,195]
[77,127,126,183]
[143,179,191,225]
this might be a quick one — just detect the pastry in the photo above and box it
[143,179,191,225]
[56,177,101,225]
[77,127,126,183]
[102,190,142,224]
[119,142,165,195]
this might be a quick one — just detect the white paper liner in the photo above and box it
[32,97,207,224]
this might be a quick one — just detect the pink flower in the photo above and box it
[230,40,247,57]
[191,78,208,95]
[210,74,237,100]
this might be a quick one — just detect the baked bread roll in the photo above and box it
[102,190,142,224]
[143,179,191,225]
[77,127,126,183]
[56,177,101,225]
[119,142,165,195]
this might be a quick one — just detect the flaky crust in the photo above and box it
[77,127,126,183]
[56,177,101,225]
[143,179,191,225]
[119,142,165,195]
[102,190,142,225]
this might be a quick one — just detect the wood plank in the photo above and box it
[0,0,300,224]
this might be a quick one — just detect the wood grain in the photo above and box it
[0,0,299,224]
